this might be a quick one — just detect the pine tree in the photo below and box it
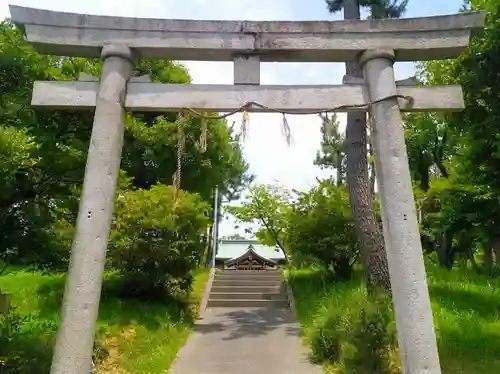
[323,0,409,292]
[314,113,346,186]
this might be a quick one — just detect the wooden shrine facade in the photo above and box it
[216,244,285,270]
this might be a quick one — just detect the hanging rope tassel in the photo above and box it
[281,113,292,145]
[199,118,207,153]
[173,113,186,191]
[241,109,249,141]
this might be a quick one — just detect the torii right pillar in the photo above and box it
[360,48,440,374]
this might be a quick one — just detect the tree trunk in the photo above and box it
[333,255,354,281]
[491,236,500,266]
[205,225,213,268]
[0,292,11,314]
[418,151,430,192]
[438,230,454,270]
[205,189,217,268]
[468,250,480,273]
[343,0,390,292]
[483,245,493,274]
[368,133,376,195]
[336,149,343,186]
[201,227,212,268]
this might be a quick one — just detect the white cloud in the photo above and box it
[1,0,438,236]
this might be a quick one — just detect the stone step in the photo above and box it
[214,273,282,281]
[210,285,282,294]
[209,292,287,300]
[206,298,289,308]
[213,279,282,287]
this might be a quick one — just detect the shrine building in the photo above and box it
[215,239,287,270]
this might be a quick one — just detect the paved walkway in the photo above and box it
[168,307,323,374]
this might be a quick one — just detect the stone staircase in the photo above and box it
[206,269,289,308]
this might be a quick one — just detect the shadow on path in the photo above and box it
[169,306,323,374]
[195,307,301,340]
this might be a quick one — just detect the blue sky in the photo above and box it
[1,0,464,236]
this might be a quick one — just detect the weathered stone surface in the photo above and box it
[31,81,465,112]
[234,56,260,85]
[343,74,419,86]
[77,72,98,82]
[9,5,485,62]
[49,44,135,374]
[361,48,441,374]
[130,74,152,83]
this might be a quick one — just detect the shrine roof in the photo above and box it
[216,239,285,261]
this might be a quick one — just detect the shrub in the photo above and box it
[0,308,54,374]
[342,294,400,374]
[109,184,209,298]
[30,170,138,273]
[309,308,346,364]
[309,292,400,374]
[288,183,358,279]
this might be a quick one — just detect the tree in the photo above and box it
[324,0,409,291]
[407,0,500,272]
[440,0,500,270]
[287,182,359,279]
[109,185,209,297]
[0,20,250,270]
[315,112,346,186]
[404,113,450,193]
[226,184,294,260]
[403,111,460,269]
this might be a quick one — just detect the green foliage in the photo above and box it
[0,126,38,187]
[227,184,293,253]
[0,20,249,270]
[290,264,500,374]
[0,268,210,373]
[315,113,346,186]
[408,0,500,270]
[122,110,250,202]
[287,183,358,279]
[109,185,209,297]
[309,292,399,374]
[449,0,500,233]
[0,18,246,372]
[0,308,55,374]
[427,265,500,373]
[228,182,358,276]
[342,294,399,374]
[0,22,84,266]
[404,113,450,191]
[288,269,400,374]
[325,0,408,19]
[308,309,344,364]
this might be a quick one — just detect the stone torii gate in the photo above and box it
[9,5,484,374]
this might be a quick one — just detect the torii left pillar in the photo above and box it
[50,44,136,374]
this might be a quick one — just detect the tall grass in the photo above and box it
[287,264,500,374]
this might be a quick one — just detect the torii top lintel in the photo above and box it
[9,5,485,63]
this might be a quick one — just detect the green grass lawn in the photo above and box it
[287,264,500,374]
[0,267,210,373]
